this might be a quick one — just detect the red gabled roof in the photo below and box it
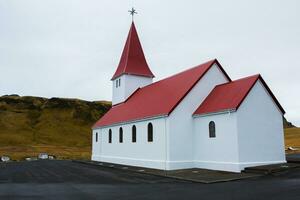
[111,22,154,80]
[193,74,285,116]
[93,59,230,128]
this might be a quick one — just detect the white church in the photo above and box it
[92,21,286,172]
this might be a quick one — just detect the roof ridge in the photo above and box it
[233,74,260,81]
[214,74,260,87]
[123,22,134,74]
[138,59,217,90]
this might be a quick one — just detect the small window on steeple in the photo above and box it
[119,78,121,86]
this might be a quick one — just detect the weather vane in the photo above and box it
[128,7,137,21]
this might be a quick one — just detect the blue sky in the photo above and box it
[0,0,299,125]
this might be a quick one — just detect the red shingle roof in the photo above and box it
[193,74,285,115]
[93,59,230,128]
[111,22,154,80]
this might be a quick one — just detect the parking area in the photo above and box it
[0,160,300,199]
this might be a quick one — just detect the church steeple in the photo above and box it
[111,20,154,105]
[111,22,154,80]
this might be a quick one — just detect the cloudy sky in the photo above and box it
[0,0,299,125]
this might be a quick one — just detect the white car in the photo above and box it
[38,153,49,160]
[1,156,10,162]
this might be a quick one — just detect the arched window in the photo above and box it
[147,123,153,142]
[209,121,216,138]
[108,129,112,143]
[95,132,98,142]
[132,125,136,143]
[119,127,123,143]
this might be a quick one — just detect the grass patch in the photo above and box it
[285,127,300,153]
[0,145,91,160]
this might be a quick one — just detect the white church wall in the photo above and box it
[92,130,101,158]
[112,75,126,105]
[236,80,286,170]
[166,63,230,170]
[124,74,153,99]
[112,74,152,105]
[193,112,240,172]
[92,117,168,170]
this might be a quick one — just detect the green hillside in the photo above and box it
[0,95,111,160]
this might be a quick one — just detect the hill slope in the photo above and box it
[0,95,111,160]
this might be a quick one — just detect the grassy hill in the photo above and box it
[0,94,299,160]
[0,95,111,160]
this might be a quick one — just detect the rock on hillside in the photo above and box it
[283,117,295,128]
[0,95,111,147]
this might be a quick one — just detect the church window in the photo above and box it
[109,129,112,143]
[119,127,123,143]
[116,80,118,88]
[209,121,216,138]
[119,78,121,87]
[95,132,98,142]
[132,125,136,143]
[147,123,153,142]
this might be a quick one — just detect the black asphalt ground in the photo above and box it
[0,160,300,200]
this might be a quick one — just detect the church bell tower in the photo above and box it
[111,18,154,105]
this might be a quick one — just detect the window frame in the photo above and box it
[108,129,112,143]
[147,123,153,142]
[132,125,136,143]
[119,127,123,143]
[209,121,216,138]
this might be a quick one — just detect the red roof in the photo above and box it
[111,22,154,80]
[94,59,230,128]
[193,74,285,115]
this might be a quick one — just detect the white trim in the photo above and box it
[193,109,236,118]
[93,115,168,129]
[92,155,167,170]
[165,160,195,170]
[92,155,286,172]
[195,160,286,172]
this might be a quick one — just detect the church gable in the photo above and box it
[193,74,285,116]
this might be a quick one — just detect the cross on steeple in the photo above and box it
[128,7,137,21]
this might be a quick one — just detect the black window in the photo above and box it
[95,132,98,142]
[132,125,136,143]
[108,129,112,143]
[119,127,123,143]
[119,78,121,86]
[209,121,216,138]
[147,123,153,142]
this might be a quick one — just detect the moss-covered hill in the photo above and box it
[0,95,111,150]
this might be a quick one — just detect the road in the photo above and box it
[0,160,299,200]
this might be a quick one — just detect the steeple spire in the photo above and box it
[111,22,154,80]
